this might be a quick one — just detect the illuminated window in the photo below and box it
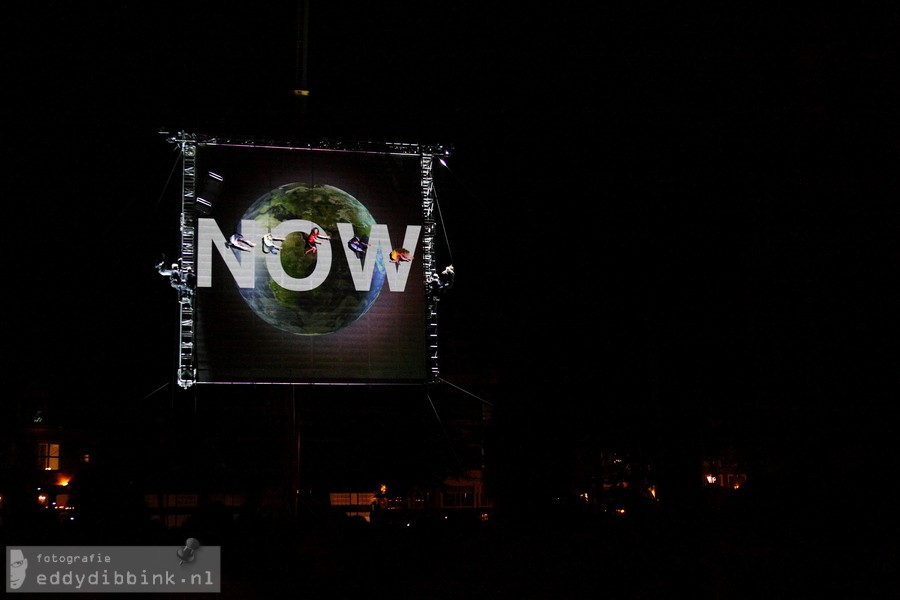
[443,486,475,508]
[330,492,352,506]
[37,442,60,470]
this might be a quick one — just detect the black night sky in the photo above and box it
[4,2,898,597]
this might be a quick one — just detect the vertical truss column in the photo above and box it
[422,153,439,380]
[177,140,198,388]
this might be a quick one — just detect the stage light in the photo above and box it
[197,171,223,214]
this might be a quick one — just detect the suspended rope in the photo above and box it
[139,380,170,402]
[436,377,495,408]
[431,183,453,266]
[153,145,183,215]
[427,391,465,476]
[433,155,484,267]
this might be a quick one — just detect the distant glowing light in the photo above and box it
[706,474,717,484]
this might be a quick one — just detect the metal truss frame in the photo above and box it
[163,131,449,388]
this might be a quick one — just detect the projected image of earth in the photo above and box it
[239,183,386,335]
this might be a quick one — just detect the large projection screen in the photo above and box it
[183,139,437,385]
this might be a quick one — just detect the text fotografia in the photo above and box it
[35,570,214,590]
[34,553,111,565]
